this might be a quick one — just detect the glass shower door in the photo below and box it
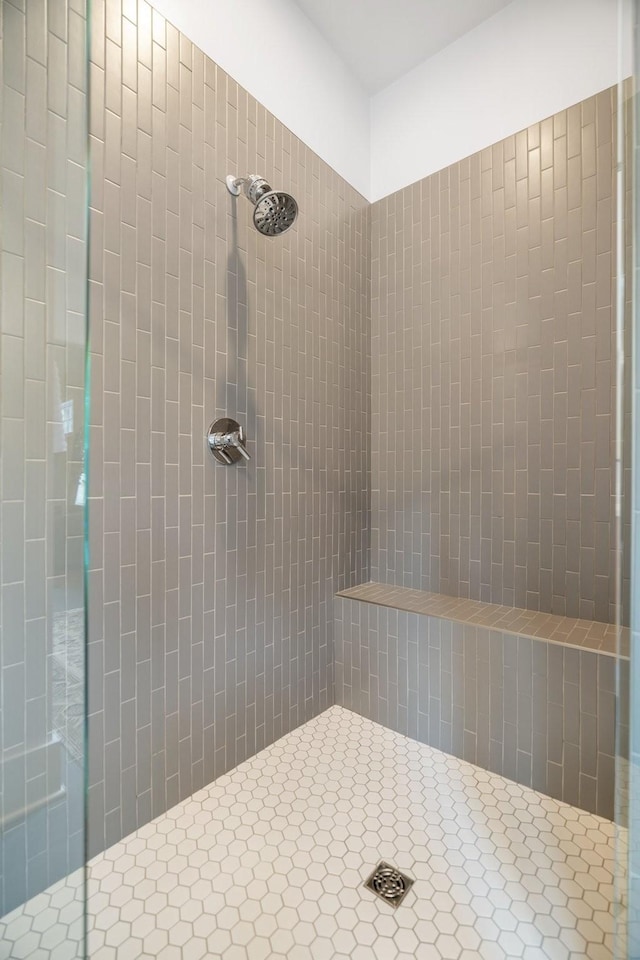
[623,2,639,958]
[0,0,89,955]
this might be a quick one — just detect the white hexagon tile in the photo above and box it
[1,705,619,959]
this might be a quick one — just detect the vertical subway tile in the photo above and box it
[81,0,371,855]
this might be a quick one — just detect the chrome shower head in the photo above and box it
[252,190,298,237]
[226,174,298,237]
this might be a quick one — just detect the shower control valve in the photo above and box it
[207,418,251,465]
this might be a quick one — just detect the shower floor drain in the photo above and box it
[364,861,414,908]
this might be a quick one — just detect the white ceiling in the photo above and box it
[291,0,515,93]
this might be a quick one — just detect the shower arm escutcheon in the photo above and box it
[207,418,251,465]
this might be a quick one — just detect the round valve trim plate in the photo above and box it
[207,418,247,465]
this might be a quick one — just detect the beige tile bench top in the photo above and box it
[336,582,629,658]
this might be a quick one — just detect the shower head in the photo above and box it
[226,174,298,237]
[253,190,298,238]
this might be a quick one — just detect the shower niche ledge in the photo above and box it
[334,581,627,820]
[336,582,628,658]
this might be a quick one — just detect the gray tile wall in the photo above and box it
[335,595,625,819]
[86,0,370,855]
[0,0,88,915]
[370,89,621,623]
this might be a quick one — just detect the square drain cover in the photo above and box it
[364,861,414,908]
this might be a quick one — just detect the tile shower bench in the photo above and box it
[334,583,629,820]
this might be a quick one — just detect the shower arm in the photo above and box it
[226,174,273,204]
[226,176,247,196]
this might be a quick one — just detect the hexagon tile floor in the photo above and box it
[1,705,620,960]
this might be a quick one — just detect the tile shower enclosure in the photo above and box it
[0,0,620,861]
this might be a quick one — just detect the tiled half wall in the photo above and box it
[335,593,626,820]
[370,87,623,623]
[87,0,370,855]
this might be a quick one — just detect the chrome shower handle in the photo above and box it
[207,418,251,465]
[229,426,251,461]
